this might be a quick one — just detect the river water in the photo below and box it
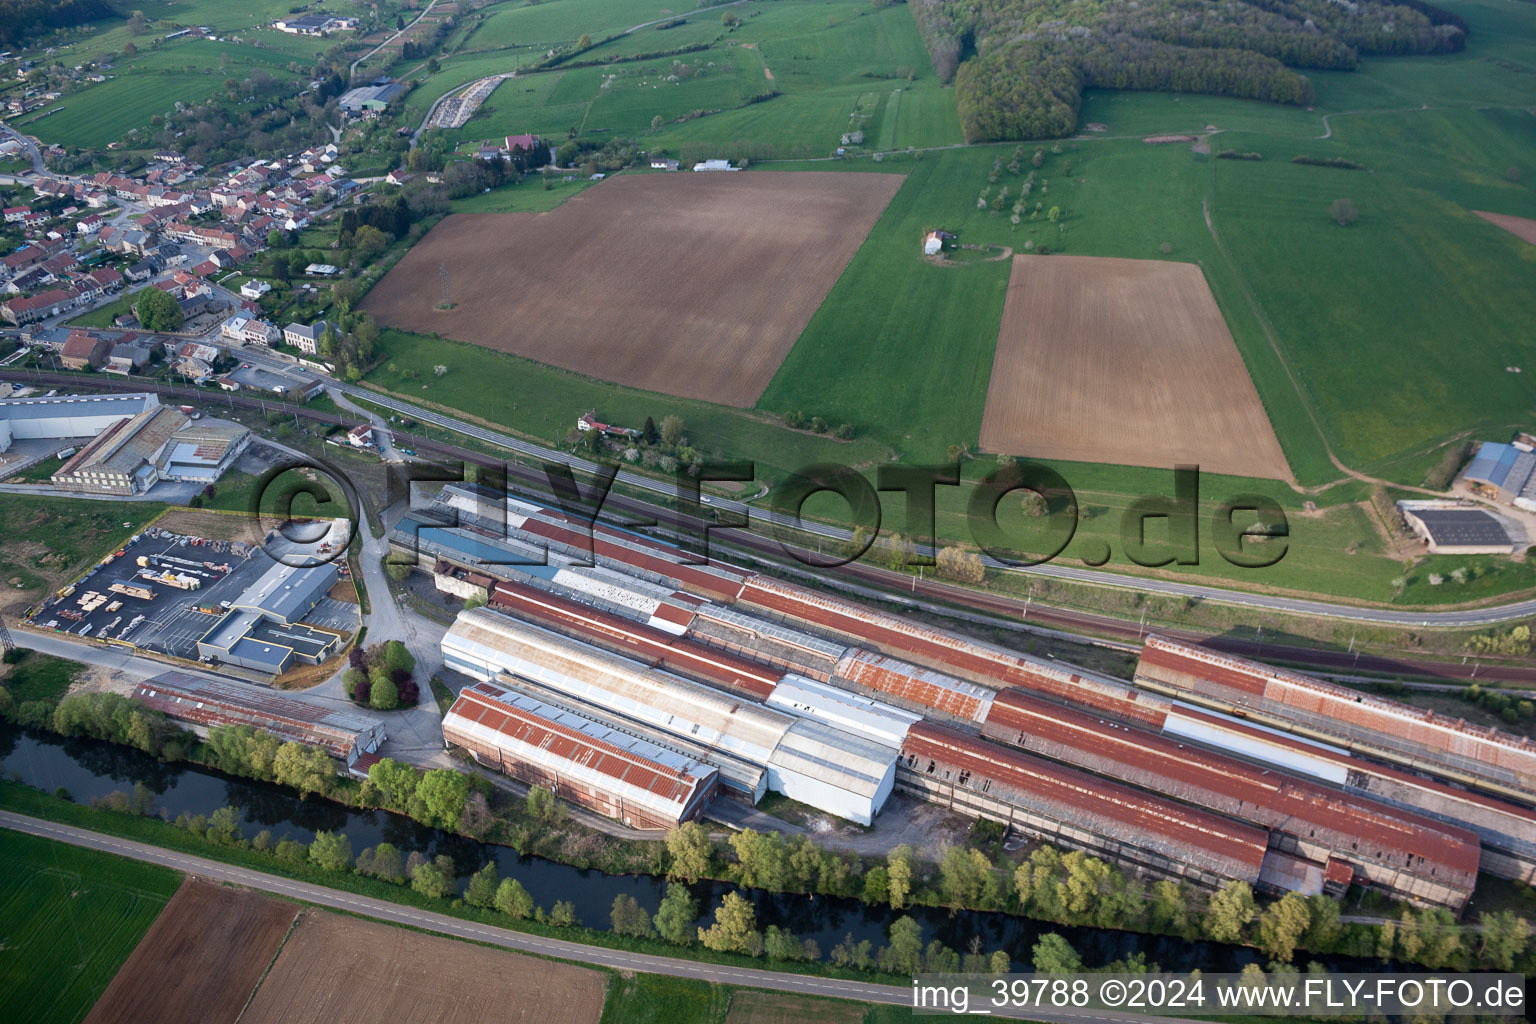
[0,722,1380,971]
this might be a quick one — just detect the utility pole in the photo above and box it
[0,612,16,654]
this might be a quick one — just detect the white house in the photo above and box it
[282,319,328,355]
[240,279,272,300]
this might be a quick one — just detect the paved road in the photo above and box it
[0,810,1210,1024]
[10,363,1536,685]
[239,351,1536,629]
[351,0,441,79]
[9,629,234,684]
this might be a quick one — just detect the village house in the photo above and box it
[282,319,329,355]
[60,330,111,370]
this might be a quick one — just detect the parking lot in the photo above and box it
[31,525,357,665]
[226,361,320,398]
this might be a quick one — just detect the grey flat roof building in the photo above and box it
[233,560,339,624]
[196,605,341,673]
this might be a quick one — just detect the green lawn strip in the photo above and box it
[66,293,136,329]
[0,651,86,705]
[361,329,893,485]
[599,974,733,1024]
[0,828,179,1024]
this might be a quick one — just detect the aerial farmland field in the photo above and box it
[240,908,606,1024]
[83,880,298,1024]
[0,830,179,1024]
[363,171,902,405]
[979,255,1291,481]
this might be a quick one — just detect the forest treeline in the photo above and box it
[910,0,1468,140]
[0,0,113,48]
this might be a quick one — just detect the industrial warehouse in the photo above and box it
[442,607,899,825]
[133,672,385,768]
[0,391,251,495]
[30,523,358,677]
[408,483,1536,906]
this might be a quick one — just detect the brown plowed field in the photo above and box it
[83,879,297,1024]
[239,909,605,1024]
[362,172,903,406]
[1474,210,1536,246]
[979,255,1290,481]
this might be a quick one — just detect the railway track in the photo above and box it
[4,367,1534,688]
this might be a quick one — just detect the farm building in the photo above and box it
[51,404,188,496]
[133,672,383,763]
[0,391,158,453]
[440,606,898,823]
[443,679,720,829]
[980,687,1480,909]
[338,82,405,113]
[1457,441,1536,509]
[1396,501,1521,555]
[1136,635,1536,802]
[692,159,737,172]
[899,722,1269,888]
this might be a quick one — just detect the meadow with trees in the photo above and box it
[911,0,1469,140]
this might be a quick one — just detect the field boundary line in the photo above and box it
[233,905,304,1024]
[1199,195,1422,496]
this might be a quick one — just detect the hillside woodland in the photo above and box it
[909,0,1469,140]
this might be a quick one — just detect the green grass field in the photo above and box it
[11,0,368,148]
[599,975,731,1024]
[0,650,85,705]
[430,0,963,158]
[363,329,895,484]
[355,0,1536,602]
[0,830,180,1024]
[0,493,165,598]
[66,292,135,329]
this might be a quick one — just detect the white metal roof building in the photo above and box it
[767,674,920,750]
[156,422,251,482]
[441,607,898,823]
[0,391,159,453]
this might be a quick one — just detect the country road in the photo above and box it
[8,363,1536,687]
[252,358,1536,631]
[1,811,1211,1024]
